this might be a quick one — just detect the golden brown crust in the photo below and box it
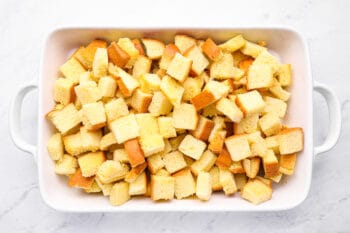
[263,161,279,177]
[75,39,107,69]
[191,117,214,141]
[201,38,221,61]
[116,78,132,97]
[132,38,145,56]
[124,138,146,167]
[238,58,254,72]
[107,42,130,68]
[229,161,245,174]
[215,147,232,168]
[125,162,148,182]
[68,169,95,189]
[279,153,297,175]
[191,90,216,110]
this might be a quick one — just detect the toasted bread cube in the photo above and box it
[267,172,283,183]
[191,150,217,176]
[225,134,251,161]
[277,64,292,87]
[55,154,77,175]
[208,116,225,142]
[148,91,173,116]
[92,48,108,78]
[209,166,222,191]
[250,136,268,158]
[151,175,175,201]
[247,64,274,90]
[109,114,139,144]
[252,50,280,73]
[269,82,290,101]
[160,75,184,106]
[196,172,212,201]
[172,103,198,130]
[201,38,222,61]
[238,58,254,72]
[117,38,140,68]
[47,103,81,135]
[166,53,192,82]
[184,46,209,76]
[78,151,106,177]
[204,80,230,100]
[74,81,102,105]
[235,173,247,191]
[113,149,129,163]
[156,169,171,177]
[99,132,118,151]
[169,134,186,151]
[80,127,102,151]
[96,160,127,183]
[98,76,117,98]
[107,42,130,68]
[133,55,152,79]
[79,71,94,83]
[219,167,237,195]
[262,149,279,177]
[229,161,245,174]
[129,172,147,196]
[255,176,273,188]
[174,35,196,54]
[234,113,259,134]
[105,98,129,122]
[215,97,243,123]
[263,96,287,118]
[163,151,187,174]
[240,41,267,58]
[182,77,204,102]
[147,153,165,174]
[210,53,244,80]
[259,112,281,136]
[139,73,161,93]
[202,104,219,118]
[219,35,246,52]
[191,90,216,111]
[236,90,265,115]
[265,135,280,154]
[208,130,226,154]
[172,169,196,199]
[279,153,296,175]
[241,179,272,205]
[95,178,113,196]
[82,102,106,129]
[68,169,95,189]
[47,133,64,161]
[60,57,86,84]
[179,135,206,160]
[53,78,74,105]
[183,155,195,166]
[159,43,181,70]
[191,116,214,141]
[112,66,140,97]
[142,38,165,59]
[84,180,102,193]
[243,157,261,179]
[132,38,145,55]
[124,138,145,167]
[135,113,159,135]
[158,117,177,138]
[130,89,153,113]
[215,147,232,169]
[63,131,85,156]
[75,40,107,69]
[124,162,147,183]
[139,134,165,157]
[110,181,130,206]
[279,128,304,154]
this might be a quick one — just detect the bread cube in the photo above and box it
[46,103,81,135]
[53,78,74,105]
[182,76,204,102]
[112,66,140,97]
[84,180,102,193]
[130,89,153,113]
[174,35,196,54]
[235,173,247,191]
[147,153,165,174]
[113,149,130,163]
[80,127,102,151]
[267,172,283,183]
[166,53,192,82]
[133,55,152,79]
[169,134,186,151]
[148,91,173,116]
[142,38,165,59]
[219,167,237,195]
[158,117,177,138]
[215,97,243,123]
[63,131,85,156]
[190,116,214,141]
[95,178,113,196]
[236,90,265,115]
[82,101,106,129]
[277,64,292,87]
[110,182,130,206]
[92,48,108,78]
[60,57,86,84]
[173,169,196,199]
[150,175,175,201]
[219,35,246,52]
[240,41,267,58]
[178,135,206,160]
[124,138,145,167]
[163,151,187,174]
[75,39,107,69]
[117,38,140,68]
[107,41,130,68]
[47,133,64,161]
[225,134,251,161]
[139,73,161,93]
[196,172,212,201]
[96,160,127,183]
[78,151,105,177]
[241,179,272,205]
[156,169,171,177]
[250,136,268,158]
[259,112,281,136]
[129,172,147,196]
[210,53,244,80]
[215,147,232,169]
[238,58,254,72]
[184,46,209,76]
[208,130,226,154]
[124,162,147,183]
[55,154,78,175]
[98,76,117,98]
[263,96,287,118]
[172,103,198,130]
[74,81,102,105]
[229,161,245,174]
[243,157,261,179]
[105,98,129,122]
[159,43,181,70]
[262,149,279,177]
[132,38,145,55]
[279,128,304,154]
[234,113,259,134]
[265,135,280,154]
[269,82,290,101]
[109,114,139,144]
[201,38,222,61]
[68,169,95,189]
[247,64,274,90]
[135,113,159,135]
[160,75,184,106]
[191,150,217,176]
[99,132,118,151]
[279,153,297,175]
[209,166,222,191]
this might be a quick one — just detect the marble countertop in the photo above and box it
[1,0,349,232]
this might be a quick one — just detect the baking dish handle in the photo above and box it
[10,82,38,161]
[313,81,342,156]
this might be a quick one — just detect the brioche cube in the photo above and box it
[113,66,140,97]
[236,90,265,115]
[98,76,117,98]
[215,97,243,123]
[130,89,153,113]
[219,35,246,52]
[97,160,128,183]
[247,64,274,90]
[259,112,281,136]
[219,167,237,195]
[124,162,147,183]
[172,169,196,199]
[208,130,226,154]
[196,172,212,201]
[142,38,165,59]
[191,150,217,176]
[68,169,95,189]
[209,166,222,191]
[148,91,173,116]
[241,179,272,205]
[158,117,177,138]
[78,152,105,177]
[147,153,165,174]
[262,149,279,177]
[163,151,187,174]
[117,38,140,68]
[178,135,206,160]
[172,103,198,130]
[210,53,244,80]
[160,75,184,106]
[129,172,147,196]
[191,116,214,141]
[46,103,81,135]
[60,57,86,84]
[100,132,118,151]
[269,83,290,101]
[229,161,245,174]
[277,64,292,87]
[215,147,232,169]
[263,96,287,118]
[92,48,108,78]
[139,73,161,93]
[53,78,74,105]
[240,41,267,58]
[82,102,106,129]
[47,133,64,161]
[55,154,78,175]
[235,173,248,191]
[109,114,139,144]
[182,76,204,102]
[279,153,297,175]
[150,175,175,201]
[166,53,192,82]
[110,182,130,206]
[184,46,209,76]
[225,135,251,161]
[124,138,145,167]
[234,113,259,134]
[133,55,152,79]
[279,128,304,154]
[174,35,196,54]
[201,38,222,61]
[265,135,280,154]
[243,157,261,179]
[105,98,129,122]
[107,41,130,68]
[75,39,107,69]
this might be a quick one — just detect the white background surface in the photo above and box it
[1,0,349,232]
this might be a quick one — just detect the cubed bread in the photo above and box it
[117,38,140,68]
[243,157,261,179]
[60,57,86,84]
[107,41,130,68]
[255,176,273,189]
[55,154,78,175]
[166,53,192,82]
[142,38,165,59]
[266,172,283,183]
[63,131,85,156]
[201,38,222,61]
[210,53,244,80]
[100,132,118,151]
[225,134,251,161]
[78,151,106,177]
[238,58,254,72]
[219,35,246,52]
[174,35,196,54]
[74,81,102,105]
[75,39,107,69]
[179,135,206,160]
[169,134,186,151]
[53,78,75,105]
[47,133,64,161]
[262,150,279,177]
[172,103,198,130]
[236,90,265,115]
[139,134,165,157]
[84,180,102,193]
[132,38,145,55]
[240,41,267,58]
[150,175,175,201]
[139,73,161,93]
[182,76,204,102]
[124,162,147,183]
[98,76,117,98]
[278,128,304,154]
[148,91,173,116]
[184,45,209,76]
[133,55,152,79]
[112,65,140,97]
[160,75,184,106]
[277,64,292,87]
[259,112,281,136]
[97,160,128,183]
[263,96,287,118]
[250,135,268,157]
[163,151,187,174]
[193,80,230,110]
[265,135,280,154]
[124,138,145,167]
[105,98,129,122]
[190,116,214,141]
[68,169,95,189]
[247,64,274,90]
[147,153,165,174]
[241,178,272,205]
[190,150,217,176]
[129,172,147,196]
[92,48,108,78]
[215,97,243,122]
[234,173,247,191]
[159,43,181,70]
[215,147,232,169]
[110,182,130,206]
[130,89,153,113]
[158,117,177,138]
[209,166,222,191]
[279,153,297,175]
[109,114,140,144]
[233,113,259,134]
[208,130,226,154]
[219,167,237,195]
[135,113,159,135]
[80,127,102,152]
[229,161,245,174]
[172,169,196,199]
[156,169,171,177]
[113,149,130,163]
[208,116,225,141]
[95,178,113,196]
[253,50,280,73]
[269,82,290,101]
[46,103,81,135]
[196,172,212,201]
[82,101,106,129]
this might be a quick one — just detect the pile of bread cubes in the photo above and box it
[46,34,304,206]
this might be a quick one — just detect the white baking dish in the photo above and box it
[10,27,342,212]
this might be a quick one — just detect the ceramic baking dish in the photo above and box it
[10,27,342,212]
